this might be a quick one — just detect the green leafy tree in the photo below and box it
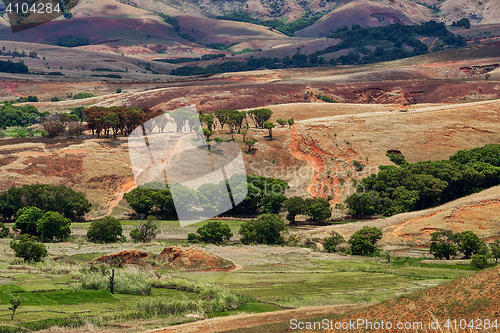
[489,240,500,263]
[10,234,48,262]
[13,206,43,236]
[263,121,275,139]
[283,196,307,223]
[287,117,294,128]
[454,231,488,259]
[37,211,71,242]
[248,108,272,128]
[306,197,332,222]
[239,214,287,245]
[188,221,233,244]
[87,216,124,243]
[0,222,9,238]
[429,230,457,260]
[244,138,257,152]
[470,254,489,269]
[9,296,21,320]
[348,226,383,256]
[129,216,159,243]
[323,231,345,253]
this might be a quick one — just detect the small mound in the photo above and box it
[92,250,150,265]
[159,247,235,271]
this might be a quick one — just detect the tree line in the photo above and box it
[0,184,91,221]
[345,144,500,217]
[83,106,161,138]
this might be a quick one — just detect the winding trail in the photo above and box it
[151,303,369,333]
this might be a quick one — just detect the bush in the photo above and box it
[73,92,95,100]
[13,206,43,236]
[87,216,124,243]
[10,235,48,262]
[470,254,489,269]
[37,211,71,242]
[348,226,382,256]
[188,221,233,244]
[0,222,9,238]
[129,216,159,243]
[323,231,345,253]
[81,267,152,295]
[239,214,287,245]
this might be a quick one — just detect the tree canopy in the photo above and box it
[346,145,500,217]
[0,184,91,221]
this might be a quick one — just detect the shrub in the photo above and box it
[348,226,382,256]
[188,221,232,244]
[73,92,95,100]
[81,267,152,295]
[13,206,43,236]
[87,216,124,243]
[129,216,159,243]
[10,235,48,262]
[37,211,71,242]
[470,254,489,269]
[0,222,10,238]
[323,231,345,253]
[239,214,287,245]
[116,88,122,93]
[276,118,287,127]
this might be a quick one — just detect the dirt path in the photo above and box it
[150,303,369,333]
[98,133,190,218]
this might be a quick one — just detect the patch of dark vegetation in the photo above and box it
[57,35,90,47]
[346,144,500,217]
[216,11,327,37]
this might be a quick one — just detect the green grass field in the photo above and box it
[0,220,481,331]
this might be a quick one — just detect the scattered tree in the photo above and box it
[470,254,489,269]
[323,231,345,253]
[429,230,457,260]
[490,240,500,263]
[276,118,287,127]
[283,196,306,224]
[188,221,233,244]
[239,214,287,245]
[306,197,332,222]
[129,216,159,242]
[248,108,272,128]
[454,231,488,259]
[0,222,9,238]
[87,216,124,243]
[10,234,48,262]
[348,226,383,256]
[13,206,43,236]
[9,296,21,321]
[37,211,71,242]
[287,117,294,128]
[244,138,257,152]
[264,121,275,139]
